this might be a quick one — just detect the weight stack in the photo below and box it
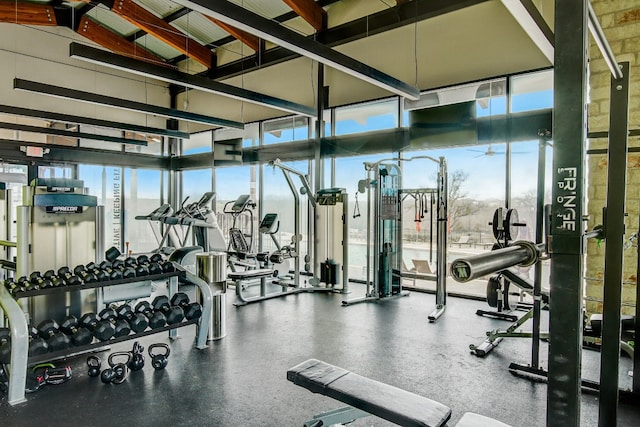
[196,252,227,341]
[320,259,339,286]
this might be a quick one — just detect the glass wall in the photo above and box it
[334,153,390,281]
[263,117,309,144]
[510,69,553,113]
[78,165,123,251]
[0,163,28,265]
[335,98,398,136]
[124,168,165,254]
[261,160,310,266]
[183,130,212,155]
[215,165,257,251]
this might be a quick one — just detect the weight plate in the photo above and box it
[505,208,519,241]
[486,275,500,308]
[504,280,520,311]
[492,208,504,241]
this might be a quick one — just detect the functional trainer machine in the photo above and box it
[228,160,347,306]
[16,178,105,322]
[343,156,448,323]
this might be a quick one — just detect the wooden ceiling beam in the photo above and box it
[112,0,213,68]
[281,0,327,32]
[206,16,260,52]
[76,15,166,65]
[0,1,56,26]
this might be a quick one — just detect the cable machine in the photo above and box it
[343,156,448,322]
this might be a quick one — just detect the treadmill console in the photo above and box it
[259,213,278,234]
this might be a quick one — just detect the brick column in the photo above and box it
[586,1,640,316]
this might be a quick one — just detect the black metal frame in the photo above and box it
[549,2,632,426]
[598,61,630,426]
[548,1,589,425]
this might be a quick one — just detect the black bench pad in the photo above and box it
[287,359,452,427]
[228,269,274,280]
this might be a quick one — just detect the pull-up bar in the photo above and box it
[588,1,623,80]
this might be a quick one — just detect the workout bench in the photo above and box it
[287,359,512,427]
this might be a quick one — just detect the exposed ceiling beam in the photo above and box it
[13,78,244,129]
[0,138,169,168]
[0,122,148,146]
[69,42,316,117]
[0,1,56,26]
[205,17,260,52]
[0,104,190,139]
[205,0,490,82]
[281,0,327,32]
[500,0,554,64]
[111,0,213,68]
[76,15,165,65]
[173,0,420,100]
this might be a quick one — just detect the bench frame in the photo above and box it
[230,269,333,306]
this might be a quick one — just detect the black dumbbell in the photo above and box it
[114,304,148,333]
[105,246,121,262]
[170,292,202,321]
[161,261,176,273]
[16,276,36,292]
[29,271,54,290]
[99,261,123,281]
[150,253,163,263]
[111,260,135,279]
[80,313,115,342]
[4,278,25,295]
[152,296,184,325]
[43,270,64,287]
[134,301,166,329]
[98,309,131,338]
[124,257,138,268]
[74,265,98,284]
[57,267,82,286]
[3,277,15,290]
[28,328,49,357]
[60,315,93,346]
[36,320,71,352]
[86,262,108,282]
[0,328,48,362]
[137,255,150,265]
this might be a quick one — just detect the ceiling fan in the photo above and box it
[467,144,529,158]
[467,144,504,157]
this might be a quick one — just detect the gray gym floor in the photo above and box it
[1,284,639,426]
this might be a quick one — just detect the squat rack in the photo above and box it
[550,1,631,427]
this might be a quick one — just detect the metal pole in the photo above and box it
[532,130,549,369]
[635,205,640,394]
[280,169,301,287]
[587,2,624,80]
[548,1,588,424]
[598,61,630,427]
[429,192,434,264]
[430,158,447,321]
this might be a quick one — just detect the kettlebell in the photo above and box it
[148,343,170,370]
[87,356,101,378]
[101,351,131,384]
[128,342,145,371]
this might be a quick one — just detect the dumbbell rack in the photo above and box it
[0,263,214,406]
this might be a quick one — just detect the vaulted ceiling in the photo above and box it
[0,0,554,143]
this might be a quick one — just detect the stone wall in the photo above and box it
[586,0,640,316]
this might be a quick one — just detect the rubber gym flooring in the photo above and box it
[1,284,639,427]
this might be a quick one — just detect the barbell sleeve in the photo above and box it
[450,241,540,283]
